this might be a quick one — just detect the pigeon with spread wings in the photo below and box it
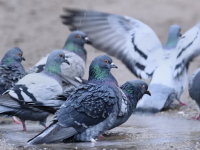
[61,8,200,112]
[61,8,163,80]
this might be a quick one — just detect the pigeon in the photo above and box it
[28,31,91,87]
[136,23,200,113]
[0,47,26,124]
[0,47,26,94]
[27,55,121,144]
[108,80,150,130]
[61,8,200,113]
[0,50,70,131]
[188,68,200,120]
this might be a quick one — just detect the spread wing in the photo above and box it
[173,22,200,77]
[61,8,162,79]
[54,83,119,131]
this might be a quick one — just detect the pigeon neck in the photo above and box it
[1,57,17,65]
[88,65,118,86]
[121,83,142,109]
[163,33,179,49]
[43,62,62,84]
[63,41,86,62]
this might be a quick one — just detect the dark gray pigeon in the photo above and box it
[28,31,91,87]
[27,55,121,144]
[0,47,26,124]
[189,68,200,120]
[0,47,26,94]
[108,80,150,130]
[0,50,69,131]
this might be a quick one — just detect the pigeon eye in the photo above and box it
[104,60,108,63]
[77,35,81,39]
[142,85,145,88]
[59,54,63,57]
[179,28,181,32]
[18,53,21,56]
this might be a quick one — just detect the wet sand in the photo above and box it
[0,0,200,149]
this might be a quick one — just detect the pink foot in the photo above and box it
[190,114,200,120]
[178,101,188,107]
[99,135,104,138]
[20,119,27,131]
[12,117,21,124]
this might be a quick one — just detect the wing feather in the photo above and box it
[61,8,162,79]
[173,22,200,77]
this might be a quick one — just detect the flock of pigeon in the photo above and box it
[0,8,200,144]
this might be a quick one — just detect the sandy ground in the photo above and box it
[0,0,200,149]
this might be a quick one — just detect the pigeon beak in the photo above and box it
[64,59,70,65]
[179,33,182,37]
[85,37,92,44]
[111,63,118,69]
[145,90,151,96]
[22,57,25,61]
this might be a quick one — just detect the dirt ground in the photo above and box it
[0,0,200,149]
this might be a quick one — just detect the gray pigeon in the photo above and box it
[0,47,26,124]
[189,68,200,120]
[61,9,200,113]
[28,31,91,87]
[27,55,121,144]
[0,50,69,131]
[0,47,26,94]
[136,23,200,113]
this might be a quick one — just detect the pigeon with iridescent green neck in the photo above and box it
[28,31,91,87]
[0,50,70,131]
[0,47,26,124]
[27,55,123,144]
[0,47,26,94]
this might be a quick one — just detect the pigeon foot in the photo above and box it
[178,101,188,107]
[12,117,21,124]
[20,119,27,131]
[190,114,200,120]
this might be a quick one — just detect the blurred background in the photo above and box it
[0,0,200,101]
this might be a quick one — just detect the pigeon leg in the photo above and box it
[99,134,104,138]
[20,119,26,131]
[190,113,200,120]
[12,116,21,124]
[177,99,187,106]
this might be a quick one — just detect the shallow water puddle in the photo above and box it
[1,114,200,149]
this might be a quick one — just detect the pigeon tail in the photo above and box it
[27,123,78,145]
[135,84,175,113]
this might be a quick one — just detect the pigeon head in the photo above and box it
[121,80,150,105]
[66,31,91,46]
[164,24,182,49]
[63,31,91,61]
[44,50,69,75]
[88,55,118,85]
[1,47,25,65]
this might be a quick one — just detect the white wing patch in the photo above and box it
[118,89,128,116]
